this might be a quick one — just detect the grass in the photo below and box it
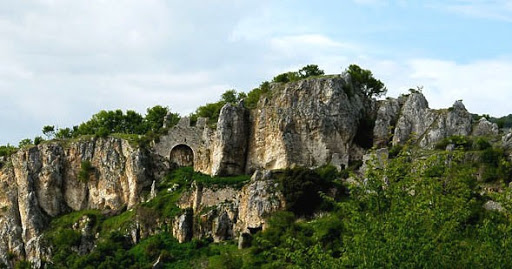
[167,166,250,189]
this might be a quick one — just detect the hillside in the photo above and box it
[1,66,512,268]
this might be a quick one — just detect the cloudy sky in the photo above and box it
[0,0,511,145]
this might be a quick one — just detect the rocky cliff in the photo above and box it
[373,91,474,148]
[0,137,153,267]
[172,170,284,244]
[0,75,502,268]
[246,77,366,172]
[155,76,368,175]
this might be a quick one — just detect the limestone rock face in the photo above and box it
[391,93,472,148]
[211,102,249,176]
[373,98,402,147]
[154,76,367,175]
[0,137,152,266]
[172,210,193,243]
[237,170,284,232]
[246,77,364,171]
[473,118,499,136]
[174,170,285,243]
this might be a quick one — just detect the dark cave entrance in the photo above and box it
[170,144,194,167]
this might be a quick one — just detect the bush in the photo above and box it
[473,137,492,150]
[78,160,94,182]
[34,136,44,145]
[0,144,17,157]
[344,64,387,98]
[277,167,334,216]
[272,64,325,83]
[435,135,472,150]
[245,81,270,109]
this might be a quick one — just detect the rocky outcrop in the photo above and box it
[246,77,365,171]
[373,97,404,147]
[211,102,249,176]
[390,93,472,148]
[154,76,368,174]
[0,137,152,266]
[173,170,285,243]
[473,118,499,137]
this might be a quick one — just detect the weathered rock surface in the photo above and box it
[154,76,367,174]
[211,102,249,176]
[173,170,285,243]
[0,76,505,268]
[246,77,365,171]
[390,93,472,148]
[0,137,152,266]
[473,117,499,137]
[373,98,403,147]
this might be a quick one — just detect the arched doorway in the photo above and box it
[170,144,194,167]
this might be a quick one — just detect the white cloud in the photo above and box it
[378,57,512,117]
[0,0,511,145]
[433,0,512,22]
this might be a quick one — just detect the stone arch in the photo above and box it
[170,144,194,167]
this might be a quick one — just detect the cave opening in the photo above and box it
[170,144,194,167]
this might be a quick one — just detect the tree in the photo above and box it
[144,105,169,132]
[42,125,55,139]
[298,64,324,78]
[221,90,238,104]
[345,64,387,98]
[34,136,44,145]
[18,138,33,148]
[55,128,73,139]
[272,71,300,83]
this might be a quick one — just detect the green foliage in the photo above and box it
[42,146,512,268]
[272,71,300,83]
[480,147,512,183]
[474,137,492,150]
[18,138,33,148]
[55,128,73,139]
[277,166,338,216]
[43,105,178,147]
[42,125,55,139]
[272,64,326,84]
[78,160,93,182]
[34,136,44,145]
[298,64,325,78]
[190,89,245,125]
[14,261,32,269]
[145,105,173,132]
[167,166,250,189]
[245,81,270,109]
[435,135,473,150]
[345,64,387,98]
[334,150,512,267]
[389,144,403,158]
[0,144,17,157]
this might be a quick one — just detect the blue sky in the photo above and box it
[0,0,511,145]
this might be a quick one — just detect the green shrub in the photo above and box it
[474,137,492,150]
[78,160,94,182]
[480,148,512,183]
[0,144,16,157]
[389,144,403,158]
[435,135,472,150]
[245,81,270,109]
[277,167,335,216]
[344,64,387,98]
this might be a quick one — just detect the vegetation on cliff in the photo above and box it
[24,137,512,268]
[3,64,512,268]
